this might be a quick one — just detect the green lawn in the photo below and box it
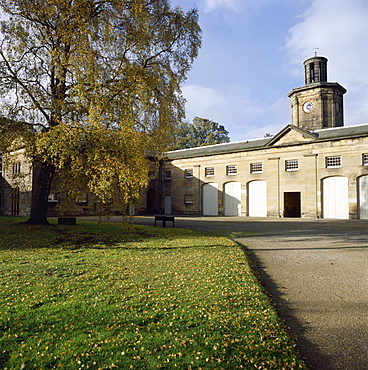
[0,217,305,369]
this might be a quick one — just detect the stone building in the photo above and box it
[144,55,368,219]
[0,149,33,217]
[1,55,368,219]
[0,150,99,217]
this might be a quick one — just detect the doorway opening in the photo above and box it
[146,188,158,214]
[284,192,301,218]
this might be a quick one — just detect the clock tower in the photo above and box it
[288,56,346,131]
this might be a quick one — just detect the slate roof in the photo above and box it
[167,123,368,160]
[167,138,270,159]
[314,124,368,140]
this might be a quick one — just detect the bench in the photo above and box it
[58,217,76,225]
[154,215,175,228]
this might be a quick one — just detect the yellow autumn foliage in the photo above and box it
[0,0,201,222]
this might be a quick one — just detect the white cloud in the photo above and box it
[181,85,291,140]
[240,122,285,141]
[203,0,241,12]
[181,0,368,142]
[182,84,264,127]
[181,85,230,123]
[285,0,368,125]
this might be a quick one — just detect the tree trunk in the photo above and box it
[25,161,55,225]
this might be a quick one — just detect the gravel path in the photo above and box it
[232,220,368,369]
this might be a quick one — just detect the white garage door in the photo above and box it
[248,180,267,217]
[322,177,349,219]
[224,182,241,216]
[358,175,368,219]
[202,183,218,216]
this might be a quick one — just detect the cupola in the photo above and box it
[288,55,346,130]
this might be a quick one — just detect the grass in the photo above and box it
[0,216,305,370]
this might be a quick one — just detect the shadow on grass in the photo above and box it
[0,216,228,251]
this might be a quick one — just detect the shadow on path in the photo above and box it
[242,245,334,369]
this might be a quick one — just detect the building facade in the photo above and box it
[0,149,33,217]
[143,56,368,219]
[1,55,368,219]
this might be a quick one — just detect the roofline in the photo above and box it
[312,122,368,133]
[288,82,347,97]
[165,123,368,160]
[167,136,267,155]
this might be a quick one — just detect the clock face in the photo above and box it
[303,101,314,113]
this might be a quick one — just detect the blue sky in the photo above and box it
[171,0,368,141]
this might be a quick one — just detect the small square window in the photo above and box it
[363,154,368,166]
[184,194,194,204]
[326,156,342,168]
[48,193,59,202]
[285,160,299,171]
[205,167,215,177]
[226,165,237,175]
[251,163,262,173]
[164,171,172,180]
[184,168,193,178]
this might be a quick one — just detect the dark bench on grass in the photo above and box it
[154,215,175,228]
[58,217,76,225]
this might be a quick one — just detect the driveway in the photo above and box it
[132,216,368,370]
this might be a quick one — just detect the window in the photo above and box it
[326,156,342,168]
[226,165,237,175]
[184,168,193,178]
[363,154,368,166]
[285,160,299,171]
[250,163,262,173]
[11,187,20,216]
[48,193,59,202]
[310,62,315,82]
[164,171,172,180]
[12,162,21,175]
[184,194,194,204]
[205,167,214,177]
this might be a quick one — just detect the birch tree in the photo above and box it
[0,0,201,224]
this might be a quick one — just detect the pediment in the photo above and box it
[266,125,318,147]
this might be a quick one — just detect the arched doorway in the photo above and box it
[146,188,158,214]
[322,176,349,219]
[248,180,267,217]
[224,182,241,216]
[202,183,218,216]
[358,175,368,219]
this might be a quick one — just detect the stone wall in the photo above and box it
[155,134,368,219]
